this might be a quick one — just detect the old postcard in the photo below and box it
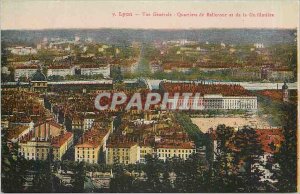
[1,0,299,193]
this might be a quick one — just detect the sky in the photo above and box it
[1,0,299,30]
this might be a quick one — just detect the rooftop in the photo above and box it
[51,132,73,147]
[7,125,30,140]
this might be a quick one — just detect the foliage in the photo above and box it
[1,139,26,192]
[72,161,86,192]
[272,103,297,192]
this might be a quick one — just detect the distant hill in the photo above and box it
[1,28,297,46]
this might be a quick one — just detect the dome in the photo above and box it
[32,69,46,81]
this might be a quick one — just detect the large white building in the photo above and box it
[75,126,111,164]
[168,94,257,110]
[19,132,73,161]
[254,43,264,49]
[80,64,110,78]
[47,66,75,77]
[155,143,196,162]
[204,94,257,110]
[10,47,37,55]
[14,65,39,81]
[106,142,140,165]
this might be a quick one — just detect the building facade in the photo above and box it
[47,66,75,77]
[14,65,39,81]
[80,64,110,78]
[167,94,257,110]
[11,47,37,55]
[52,132,74,161]
[106,143,140,165]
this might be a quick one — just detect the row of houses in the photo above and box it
[74,137,196,165]
[9,116,195,166]
[149,61,294,82]
[14,64,111,81]
[106,141,196,165]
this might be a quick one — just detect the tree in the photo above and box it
[110,161,134,192]
[211,124,238,192]
[111,66,123,83]
[31,150,54,192]
[72,161,86,192]
[47,75,64,81]
[160,169,173,192]
[1,140,26,192]
[143,154,163,192]
[272,103,297,192]
[31,163,53,192]
[233,126,264,192]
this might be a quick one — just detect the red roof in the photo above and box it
[48,65,72,69]
[107,142,138,148]
[161,82,253,97]
[75,128,109,148]
[256,128,284,153]
[15,65,39,69]
[210,128,284,154]
[155,141,195,149]
[34,120,62,129]
[51,132,73,147]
